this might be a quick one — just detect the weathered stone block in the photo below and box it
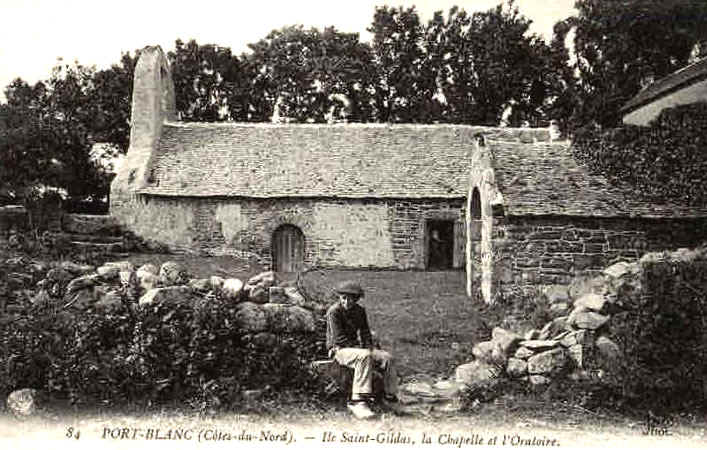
[527,347,568,375]
[139,286,193,306]
[574,293,608,313]
[234,302,268,333]
[455,360,502,386]
[263,304,316,333]
[222,278,244,300]
[568,311,610,330]
[538,316,568,340]
[491,327,522,356]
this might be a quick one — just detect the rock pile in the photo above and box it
[454,260,641,389]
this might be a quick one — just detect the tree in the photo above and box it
[245,26,375,123]
[569,0,707,128]
[368,6,440,123]
[88,51,138,153]
[168,39,247,122]
[428,1,555,126]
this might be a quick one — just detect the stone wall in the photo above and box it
[111,194,466,270]
[491,215,707,291]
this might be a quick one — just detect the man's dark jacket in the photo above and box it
[326,302,373,351]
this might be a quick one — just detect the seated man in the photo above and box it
[326,280,399,419]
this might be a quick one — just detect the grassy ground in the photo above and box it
[124,254,494,378]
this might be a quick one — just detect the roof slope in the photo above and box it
[139,122,707,218]
[621,58,707,114]
[140,122,477,199]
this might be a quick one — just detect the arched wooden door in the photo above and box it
[272,225,305,272]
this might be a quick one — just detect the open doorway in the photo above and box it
[426,220,454,270]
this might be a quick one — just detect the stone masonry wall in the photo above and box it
[112,194,466,270]
[493,215,707,289]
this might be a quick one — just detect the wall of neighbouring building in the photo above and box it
[622,77,707,126]
[488,215,707,294]
[111,194,467,270]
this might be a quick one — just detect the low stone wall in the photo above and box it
[111,195,466,270]
[491,215,707,294]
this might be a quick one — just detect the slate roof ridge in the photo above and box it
[621,57,707,114]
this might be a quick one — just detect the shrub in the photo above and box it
[606,257,707,411]
[0,293,324,410]
[573,102,707,206]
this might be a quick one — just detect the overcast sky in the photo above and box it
[0,0,576,101]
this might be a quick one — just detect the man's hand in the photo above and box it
[328,347,339,359]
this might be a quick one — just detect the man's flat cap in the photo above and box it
[334,281,365,297]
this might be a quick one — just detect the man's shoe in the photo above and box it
[347,401,376,420]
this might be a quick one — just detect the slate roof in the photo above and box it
[140,122,478,199]
[621,58,707,114]
[138,122,707,218]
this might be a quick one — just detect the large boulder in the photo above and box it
[159,261,190,286]
[139,286,193,306]
[527,347,568,376]
[574,293,608,313]
[221,278,244,300]
[263,304,316,333]
[7,389,42,417]
[520,339,559,351]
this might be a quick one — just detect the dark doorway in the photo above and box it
[426,220,454,270]
[272,224,305,272]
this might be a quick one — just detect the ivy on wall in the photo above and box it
[572,102,707,206]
